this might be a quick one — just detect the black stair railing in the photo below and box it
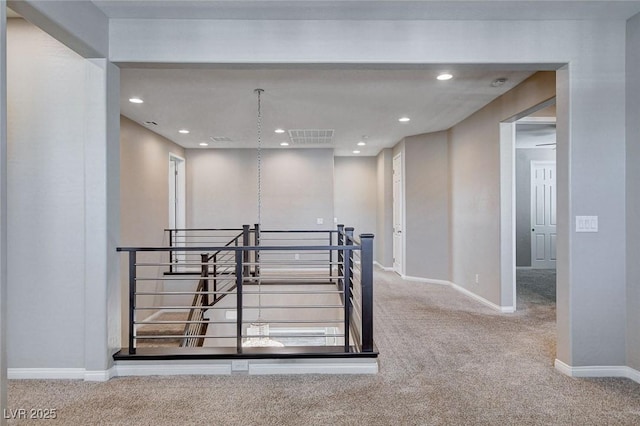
[117,224,376,358]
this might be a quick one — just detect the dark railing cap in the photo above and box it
[359,233,374,239]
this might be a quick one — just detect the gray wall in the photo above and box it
[7,18,119,371]
[7,18,86,368]
[404,132,450,280]
[376,149,393,267]
[449,72,556,305]
[626,12,640,372]
[515,148,556,267]
[186,148,334,230]
[120,116,185,339]
[334,156,377,237]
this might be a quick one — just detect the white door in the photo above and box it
[393,154,404,274]
[531,161,556,268]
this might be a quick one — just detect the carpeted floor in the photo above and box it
[7,268,640,425]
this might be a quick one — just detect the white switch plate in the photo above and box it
[317,218,324,225]
[225,310,237,320]
[576,216,598,232]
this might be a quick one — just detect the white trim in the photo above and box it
[374,261,393,271]
[113,358,378,376]
[248,359,378,375]
[449,282,516,313]
[8,367,116,381]
[115,362,232,377]
[516,116,557,125]
[554,359,640,384]
[8,368,85,380]
[401,274,451,286]
[84,368,115,382]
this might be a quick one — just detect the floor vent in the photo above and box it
[288,129,334,145]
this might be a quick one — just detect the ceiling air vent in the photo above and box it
[287,129,334,145]
[210,136,233,143]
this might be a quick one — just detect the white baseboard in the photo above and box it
[8,367,116,382]
[248,359,378,375]
[373,261,393,271]
[401,274,451,286]
[8,368,86,380]
[555,359,640,384]
[115,362,232,376]
[114,358,377,376]
[449,282,515,313]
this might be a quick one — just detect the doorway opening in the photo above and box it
[500,100,557,313]
[169,154,186,269]
[392,153,404,275]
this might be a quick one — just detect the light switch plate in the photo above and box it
[576,216,598,232]
[317,218,324,225]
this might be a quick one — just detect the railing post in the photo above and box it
[168,230,174,274]
[128,250,137,355]
[201,253,209,306]
[343,230,352,353]
[328,230,333,282]
[254,223,260,278]
[242,224,250,279]
[213,253,218,303]
[235,249,244,354]
[359,233,375,352]
[345,227,354,293]
[337,224,344,290]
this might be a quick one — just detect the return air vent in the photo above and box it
[210,136,233,143]
[288,129,334,145]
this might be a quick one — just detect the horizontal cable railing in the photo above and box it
[118,224,374,357]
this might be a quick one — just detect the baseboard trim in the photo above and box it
[8,368,85,380]
[555,359,640,384]
[373,261,393,271]
[114,362,232,376]
[84,368,116,382]
[449,282,515,313]
[401,274,451,286]
[8,367,116,381]
[249,359,378,375]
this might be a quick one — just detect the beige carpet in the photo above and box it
[7,269,640,425]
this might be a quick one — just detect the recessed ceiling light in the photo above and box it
[353,150,361,154]
[357,141,366,146]
[437,73,453,81]
[280,142,289,146]
[199,142,209,147]
[398,117,410,122]
[129,97,143,104]
[178,129,190,134]
[275,129,285,134]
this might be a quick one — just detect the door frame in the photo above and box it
[392,152,405,275]
[499,97,556,312]
[169,153,186,270]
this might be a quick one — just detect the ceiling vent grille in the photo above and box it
[210,136,233,143]
[288,129,334,145]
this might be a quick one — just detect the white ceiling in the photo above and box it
[13,1,605,155]
[516,123,556,149]
[120,67,536,155]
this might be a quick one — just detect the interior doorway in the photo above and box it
[169,154,186,269]
[500,100,557,312]
[392,153,404,275]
